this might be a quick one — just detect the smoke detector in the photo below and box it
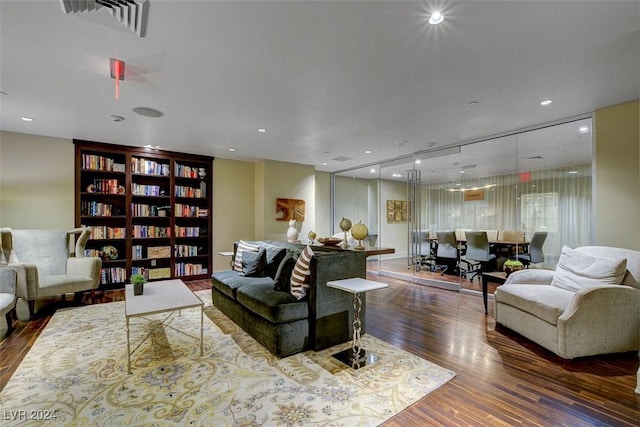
[58,0,149,37]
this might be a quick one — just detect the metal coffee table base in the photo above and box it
[332,348,379,368]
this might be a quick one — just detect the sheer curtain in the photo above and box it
[422,164,591,267]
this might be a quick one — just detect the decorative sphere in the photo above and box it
[308,231,317,240]
[351,222,369,241]
[339,217,352,232]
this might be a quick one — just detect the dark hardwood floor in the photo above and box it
[1,278,638,426]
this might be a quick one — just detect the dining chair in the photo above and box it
[461,231,497,281]
[516,231,547,267]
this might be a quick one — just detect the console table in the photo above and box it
[326,277,389,369]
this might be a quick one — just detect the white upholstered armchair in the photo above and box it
[495,246,640,359]
[0,228,102,320]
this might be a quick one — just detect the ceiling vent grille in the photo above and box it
[59,0,149,37]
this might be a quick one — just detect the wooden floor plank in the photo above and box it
[1,277,638,426]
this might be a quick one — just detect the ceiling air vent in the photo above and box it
[59,0,149,37]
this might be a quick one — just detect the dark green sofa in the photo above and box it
[211,240,367,357]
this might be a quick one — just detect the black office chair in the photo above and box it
[413,230,435,271]
[516,231,547,267]
[461,231,497,281]
[435,231,459,275]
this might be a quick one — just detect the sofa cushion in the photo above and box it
[551,246,627,292]
[236,283,308,324]
[37,274,95,298]
[211,270,274,299]
[233,240,260,271]
[240,247,266,277]
[258,243,287,279]
[290,245,314,300]
[273,251,297,292]
[12,229,69,276]
[495,284,574,325]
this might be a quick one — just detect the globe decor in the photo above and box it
[503,259,524,277]
[351,221,369,250]
[339,217,352,249]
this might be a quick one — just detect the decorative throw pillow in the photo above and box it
[551,246,628,292]
[240,247,266,277]
[260,244,287,279]
[290,245,314,300]
[233,240,260,271]
[273,251,297,292]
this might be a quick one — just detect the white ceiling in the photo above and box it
[1,1,639,174]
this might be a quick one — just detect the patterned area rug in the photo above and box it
[0,290,455,426]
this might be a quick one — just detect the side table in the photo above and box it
[326,277,389,369]
[481,271,507,314]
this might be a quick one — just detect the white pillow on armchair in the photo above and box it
[551,245,627,292]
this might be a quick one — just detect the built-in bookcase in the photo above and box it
[74,140,213,287]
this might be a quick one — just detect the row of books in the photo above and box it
[175,185,204,198]
[175,263,207,276]
[85,226,126,239]
[131,183,163,196]
[175,245,200,257]
[131,157,171,176]
[81,201,113,216]
[131,203,168,217]
[100,267,127,284]
[132,225,170,238]
[82,154,124,172]
[175,204,208,218]
[175,163,204,178]
[174,226,202,237]
[90,178,121,194]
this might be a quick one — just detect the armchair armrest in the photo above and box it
[67,257,102,286]
[559,285,640,324]
[504,268,554,285]
[557,285,640,358]
[68,227,91,257]
[0,266,17,295]
[8,263,37,300]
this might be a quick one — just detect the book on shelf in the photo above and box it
[131,157,170,176]
[85,226,126,239]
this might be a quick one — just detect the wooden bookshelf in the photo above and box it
[74,140,213,287]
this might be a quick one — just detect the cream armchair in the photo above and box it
[0,228,102,320]
[495,246,639,359]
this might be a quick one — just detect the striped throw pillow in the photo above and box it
[290,245,314,300]
[233,240,260,271]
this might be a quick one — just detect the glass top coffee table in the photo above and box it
[125,279,204,374]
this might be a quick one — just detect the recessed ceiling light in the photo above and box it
[370,168,376,173]
[568,170,578,174]
[0,91,7,96]
[322,162,327,166]
[21,117,33,122]
[364,150,372,154]
[257,128,267,133]
[540,99,553,106]
[429,11,444,25]
[415,159,421,164]
[578,126,589,133]
[468,101,478,107]
[228,148,236,152]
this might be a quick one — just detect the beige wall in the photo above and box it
[0,131,74,229]
[593,100,640,250]
[314,171,331,237]
[212,158,255,271]
[256,159,317,242]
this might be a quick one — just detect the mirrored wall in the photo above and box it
[332,118,593,293]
